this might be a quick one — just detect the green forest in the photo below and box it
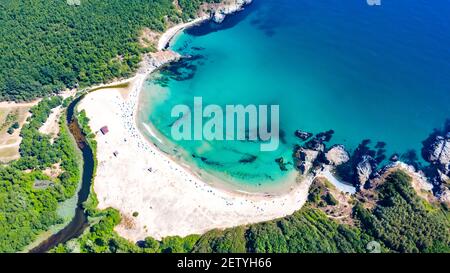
[0,97,81,252]
[1,0,449,254]
[354,171,450,253]
[177,0,221,20]
[0,0,185,101]
[52,171,450,253]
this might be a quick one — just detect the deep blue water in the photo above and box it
[139,0,450,190]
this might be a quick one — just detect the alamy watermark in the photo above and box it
[170,97,280,152]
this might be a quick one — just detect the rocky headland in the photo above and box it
[200,0,254,24]
[291,120,450,206]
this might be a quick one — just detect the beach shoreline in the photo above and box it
[77,3,318,241]
[157,16,210,51]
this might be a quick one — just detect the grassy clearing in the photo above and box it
[0,103,35,162]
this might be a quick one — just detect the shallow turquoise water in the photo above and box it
[139,0,450,189]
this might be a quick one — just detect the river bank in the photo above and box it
[25,4,253,250]
[28,95,96,253]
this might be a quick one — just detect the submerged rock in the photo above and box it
[325,145,350,166]
[305,138,325,152]
[316,130,335,142]
[275,157,288,171]
[239,154,257,164]
[294,130,313,141]
[390,153,400,162]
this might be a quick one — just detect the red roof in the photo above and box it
[100,126,109,135]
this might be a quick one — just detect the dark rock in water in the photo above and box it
[239,154,257,164]
[192,153,207,162]
[400,149,421,170]
[279,129,287,144]
[362,139,371,146]
[293,146,320,174]
[375,141,387,149]
[316,130,335,142]
[275,157,288,171]
[376,148,386,157]
[421,121,450,180]
[192,153,223,166]
[334,139,382,189]
[390,153,400,162]
[294,130,313,141]
[305,138,325,152]
[375,154,386,164]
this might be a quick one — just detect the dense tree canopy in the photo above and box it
[53,171,449,253]
[177,0,221,20]
[354,171,450,253]
[0,97,81,252]
[0,0,187,101]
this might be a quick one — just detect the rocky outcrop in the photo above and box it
[325,145,350,166]
[294,146,319,174]
[425,136,450,174]
[356,155,375,187]
[396,162,433,191]
[315,130,335,142]
[293,130,336,174]
[294,130,313,141]
[275,157,288,171]
[140,50,181,73]
[439,188,450,205]
[425,136,450,164]
[304,138,325,152]
[420,122,450,196]
[210,0,253,23]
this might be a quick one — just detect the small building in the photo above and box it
[100,126,109,135]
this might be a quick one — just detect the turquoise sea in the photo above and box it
[138,0,450,190]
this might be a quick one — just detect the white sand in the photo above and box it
[157,17,209,51]
[78,76,313,241]
[39,106,62,141]
[77,18,315,242]
[319,166,356,194]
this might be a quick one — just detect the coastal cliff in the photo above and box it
[205,0,253,23]
[291,123,450,207]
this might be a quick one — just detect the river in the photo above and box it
[29,95,94,253]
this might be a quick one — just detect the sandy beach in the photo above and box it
[77,12,315,242]
[157,17,209,51]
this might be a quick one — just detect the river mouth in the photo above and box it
[29,95,94,253]
[137,0,450,190]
